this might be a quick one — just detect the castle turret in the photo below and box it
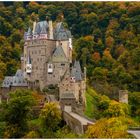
[49,20,53,39]
[39,24,48,39]
[25,27,32,40]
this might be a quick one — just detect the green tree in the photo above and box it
[4,89,35,138]
[39,102,61,138]
[129,92,140,119]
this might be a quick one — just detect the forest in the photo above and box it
[0,1,140,138]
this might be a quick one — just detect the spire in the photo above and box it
[27,54,31,64]
[71,61,82,81]
[27,27,32,36]
[74,61,82,73]
[40,24,47,34]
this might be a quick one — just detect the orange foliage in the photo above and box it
[103,48,112,59]
[107,19,119,30]
[0,35,6,44]
[84,35,93,41]
[92,52,101,63]
[32,92,45,103]
[105,36,114,48]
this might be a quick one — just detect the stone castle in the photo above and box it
[1,18,86,107]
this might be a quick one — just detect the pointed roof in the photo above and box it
[27,54,31,64]
[52,46,67,62]
[34,21,48,35]
[55,22,64,32]
[27,27,32,36]
[40,24,47,34]
[54,22,71,40]
[71,61,82,81]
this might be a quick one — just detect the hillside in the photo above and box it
[0,2,139,96]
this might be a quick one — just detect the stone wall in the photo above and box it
[119,90,128,104]
[24,39,56,87]
[46,62,69,86]
[63,108,93,134]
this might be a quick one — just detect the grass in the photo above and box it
[84,87,99,119]
[85,91,94,118]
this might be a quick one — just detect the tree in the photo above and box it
[4,89,35,138]
[92,52,101,64]
[92,67,108,81]
[129,92,140,118]
[24,131,39,138]
[39,102,61,138]
[104,100,130,117]
[86,117,134,138]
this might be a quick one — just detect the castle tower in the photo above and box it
[119,90,128,104]
[25,27,32,41]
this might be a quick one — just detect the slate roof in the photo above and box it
[60,93,75,99]
[54,22,71,40]
[71,61,82,81]
[27,54,31,64]
[52,46,67,62]
[34,21,49,35]
[27,27,32,36]
[2,69,28,88]
[25,20,71,41]
[2,76,13,88]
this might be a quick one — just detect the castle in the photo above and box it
[1,18,86,107]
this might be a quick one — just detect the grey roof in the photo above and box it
[40,24,47,34]
[60,93,75,99]
[2,76,13,88]
[52,46,67,62]
[2,69,28,88]
[27,27,32,36]
[27,54,31,64]
[71,61,82,81]
[34,21,49,35]
[54,22,71,40]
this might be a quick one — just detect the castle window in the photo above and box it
[48,64,53,74]
[39,50,41,54]
[61,63,65,66]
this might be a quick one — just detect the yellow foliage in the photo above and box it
[24,131,39,138]
[104,100,129,117]
[84,35,93,41]
[86,117,129,138]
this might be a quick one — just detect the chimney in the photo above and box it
[32,21,36,34]
[49,20,53,39]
